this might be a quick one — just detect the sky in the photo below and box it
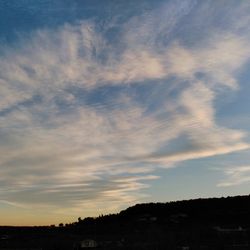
[0,0,250,226]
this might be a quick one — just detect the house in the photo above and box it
[0,234,10,240]
[213,226,248,247]
[75,239,98,249]
[214,226,246,233]
[138,213,157,222]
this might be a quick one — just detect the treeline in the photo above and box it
[63,194,250,230]
[0,195,250,249]
[58,195,250,249]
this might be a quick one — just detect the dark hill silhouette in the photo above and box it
[0,195,250,249]
[74,195,250,228]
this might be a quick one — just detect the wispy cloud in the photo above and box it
[0,0,250,219]
[217,166,250,187]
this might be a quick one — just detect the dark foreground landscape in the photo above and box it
[0,195,250,250]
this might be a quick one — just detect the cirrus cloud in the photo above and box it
[0,0,250,221]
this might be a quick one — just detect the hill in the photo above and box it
[0,195,250,249]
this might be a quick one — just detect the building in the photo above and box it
[79,239,98,249]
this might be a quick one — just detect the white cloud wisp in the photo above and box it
[0,0,250,220]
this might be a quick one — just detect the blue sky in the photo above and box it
[0,0,250,226]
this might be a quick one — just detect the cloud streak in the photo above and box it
[0,0,250,221]
[217,166,250,187]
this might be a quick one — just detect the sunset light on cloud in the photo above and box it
[0,0,250,226]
